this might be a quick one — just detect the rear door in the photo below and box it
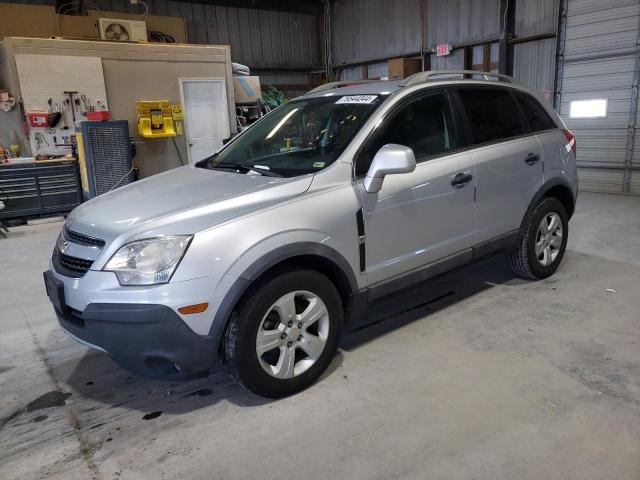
[513,90,568,180]
[456,87,544,245]
[356,89,475,285]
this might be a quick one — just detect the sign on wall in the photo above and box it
[436,44,452,57]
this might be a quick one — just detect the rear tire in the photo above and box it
[222,269,343,398]
[509,197,568,280]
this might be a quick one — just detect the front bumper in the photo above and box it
[44,268,227,380]
[54,299,218,380]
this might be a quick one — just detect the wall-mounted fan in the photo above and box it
[104,22,130,41]
[98,18,147,42]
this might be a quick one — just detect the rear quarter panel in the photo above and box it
[537,129,579,198]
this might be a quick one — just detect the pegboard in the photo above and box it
[15,54,109,156]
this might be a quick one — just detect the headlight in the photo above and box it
[104,236,192,286]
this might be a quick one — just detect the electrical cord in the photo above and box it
[172,137,185,166]
[108,165,135,192]
[134,0,149,19]
[147,31,177,43]
[56,0,102,36]
[502,0,510,36]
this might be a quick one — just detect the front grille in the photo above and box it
[52,250,94,278]
[64,226,105,248]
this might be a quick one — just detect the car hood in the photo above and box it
[66,165,313,244]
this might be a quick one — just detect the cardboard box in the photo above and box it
[387,58,422,80]
[233,76,262,104]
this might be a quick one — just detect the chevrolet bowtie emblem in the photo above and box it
[59,240,70,254]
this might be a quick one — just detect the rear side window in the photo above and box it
[513,92,556,132]
[356,91,459,175]
[458,88,525,144]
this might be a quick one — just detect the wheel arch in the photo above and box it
[209,242,361,341]
[523,178,576,232]
[543,183,575,219]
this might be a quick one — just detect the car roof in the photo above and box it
[288,72,559,129]
[300,80,405,99]
[297,73,528,101]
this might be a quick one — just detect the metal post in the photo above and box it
[420,0,425,71]
[553,0,568,112]
[498,0,515,75]
[322,0,334,81]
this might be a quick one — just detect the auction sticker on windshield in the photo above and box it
[336,95,378,104]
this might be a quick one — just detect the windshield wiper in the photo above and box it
[209,162,283,177]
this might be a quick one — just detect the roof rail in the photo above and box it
[306,79,380,94]
[404,70,514,86]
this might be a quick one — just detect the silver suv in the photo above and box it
[44,71,578,398]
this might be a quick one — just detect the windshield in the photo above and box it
[198,95,385,178]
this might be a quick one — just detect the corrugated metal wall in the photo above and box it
[425,0,501,70]
[425,0,501,42]
[331,0,504,76]
[5,0,320,89]
[513,39,557,95]
[331,0,559,96]
[557,0,640,194]
[515,0,559,36]
[512,0,559,96]
[331,0,421,66]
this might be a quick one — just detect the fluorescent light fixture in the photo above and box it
[569,99,608,118]
[266,108,299,139]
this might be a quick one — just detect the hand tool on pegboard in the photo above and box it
[80,94,90,115]
[47,98,61,127]
[57,102,68,130]
[64,91,78,122]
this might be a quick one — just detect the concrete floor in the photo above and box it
[1,191,639,480]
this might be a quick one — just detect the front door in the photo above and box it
[179,78,230,163]
[356,90,476,286]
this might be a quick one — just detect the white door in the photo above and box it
[179,78,230,163]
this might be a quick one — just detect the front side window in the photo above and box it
[513,91,556,131]
[458,87,525,144]
[198,95,385,178]
[356,91,459,176]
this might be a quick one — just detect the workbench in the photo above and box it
[0,159,82,220]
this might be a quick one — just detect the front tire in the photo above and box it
[222,269,343,398]
[509,197,568,280]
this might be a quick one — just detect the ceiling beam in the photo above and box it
[174,0,323,15]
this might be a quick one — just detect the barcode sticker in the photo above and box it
[336,95,378,104]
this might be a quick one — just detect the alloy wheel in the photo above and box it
[255,291,330,379]
[535,211,563,267]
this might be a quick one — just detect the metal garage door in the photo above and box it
[556,0,640,194]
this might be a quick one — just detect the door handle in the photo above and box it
[451,172,473,187]
[525,153,540,165]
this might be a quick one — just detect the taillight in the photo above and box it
[562,129,576,155]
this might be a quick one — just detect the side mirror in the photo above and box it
[363,144,416,193]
